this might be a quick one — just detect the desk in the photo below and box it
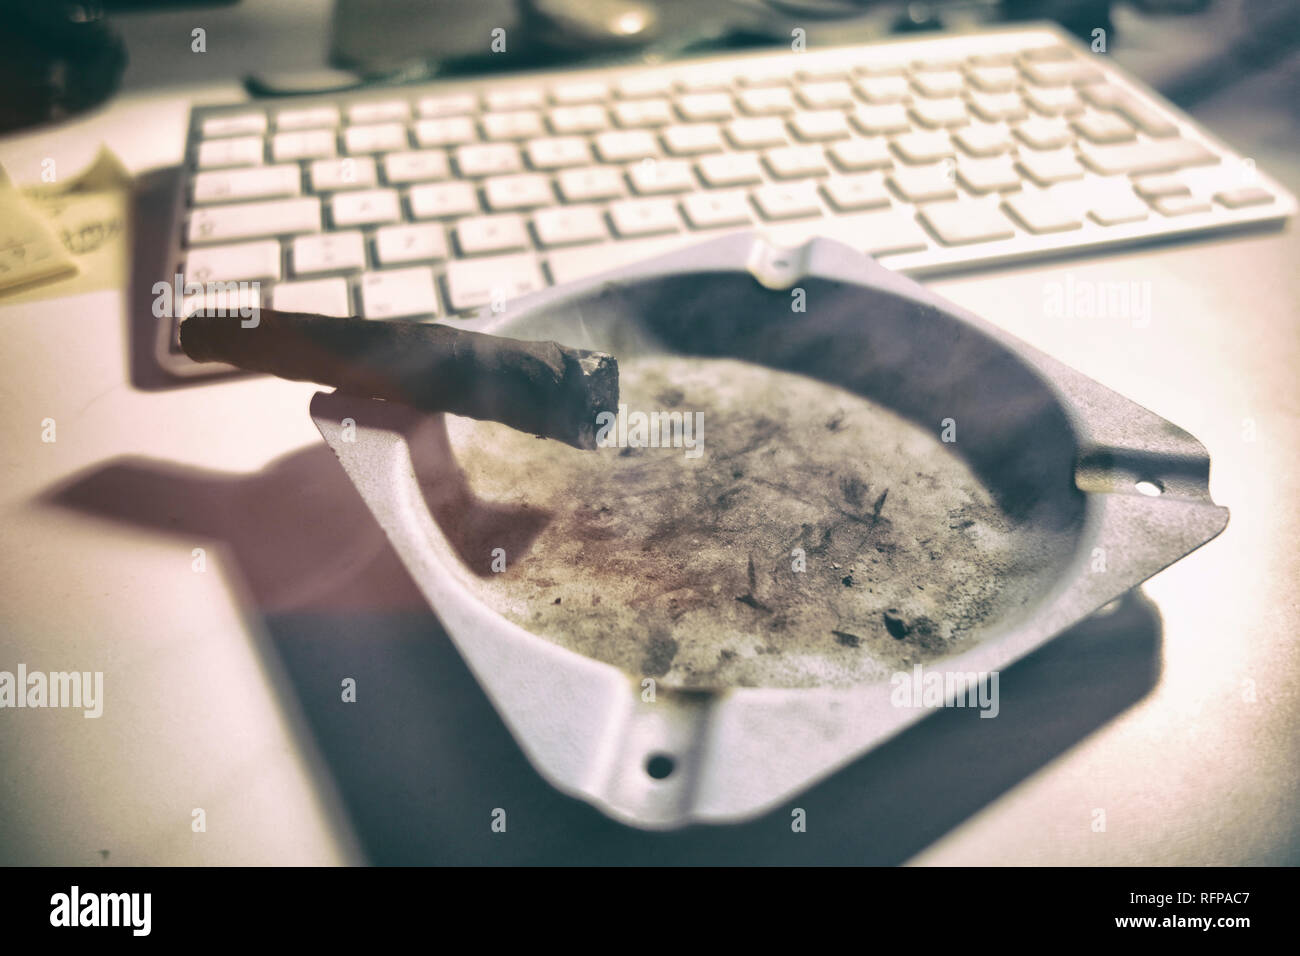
[0,11,1296,865]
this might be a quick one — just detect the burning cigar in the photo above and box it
[180,309,619,450]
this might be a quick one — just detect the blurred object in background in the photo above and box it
[0,0,128,133]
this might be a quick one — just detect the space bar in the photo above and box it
[547,235,702,286]
[546,214,930,286]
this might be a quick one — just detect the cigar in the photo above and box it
[180,309,619,450]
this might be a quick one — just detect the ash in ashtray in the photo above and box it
[439,355,1077,690]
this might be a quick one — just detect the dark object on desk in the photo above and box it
[179,310,620,450]
[0,0,128,133]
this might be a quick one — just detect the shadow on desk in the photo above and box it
[43,446,1163,864]
[127,167,246,391]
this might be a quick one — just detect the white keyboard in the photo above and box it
[160,23,1295,375]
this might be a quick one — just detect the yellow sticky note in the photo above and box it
[0,186,79,293]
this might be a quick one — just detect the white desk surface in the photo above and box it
[0,25,1296,866]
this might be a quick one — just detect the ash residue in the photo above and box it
[443,356,1080,689]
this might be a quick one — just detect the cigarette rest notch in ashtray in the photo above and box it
[311,232,1227,829]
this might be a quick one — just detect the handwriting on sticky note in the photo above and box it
[0,190,78,293]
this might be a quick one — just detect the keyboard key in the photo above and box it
[909,98,968,129]
[272,278,351,317]
[455,143,522,176]
[202,113,266,138]
[186,239,281,282]
[1020,45,1074,63]
[616,74,674,98]
[189,198,320,243]
[681,189,752,228]
[553,81,608,105]
[482,111,544,140]
[763,207,928,256]
[1017,149,1084,186]
[966,65,1019,93]
[417,93,478,117]
[383,150,451,183]
[725,117,788,149]
[594,130,659,162]
[919,199,1016,244]
[272,130,337,162]
[852,104,910,135]
[276,106,340,130]
[662,123,725,155]
[968,91,1027,122]
[547,235,694,284]
[375,224,448,264]
[193,164,301,203]
[331,189,401,227]
[409,181,478,218]
[1114,99,1179,138]
[956,156,1021,194]
[1071,112,1136,144]
[855,61,908,76]
[609,198,682,236]
[1021,59,1103,87]
[456,214,531,254]
[1152,195,1212,216]
[1002,191,1082,233]
[764,145,828,178]
[629,158,696,193]
[344,123,407,154]
[1014,117,1073,150]
[790,110,852,141]
[533,205,608,246]
[415,117,476,147]
[549,105,608,134]
[526,137,591,169]
[677,74,730,93]
[854,75,911,103]
[822,174,890,212]
[1079,138,1216,176]
[752,182,822,220]
[483,173,554,210]
[888,165,958,203]
[1215,186,1275,209]
[678,93,734,121]
[1132,175,1190,200]
[198,136,264,168]
[953,124,1014,156]
[797,81,855,108]
[1084,87,1180,137]
[445,254,545,311]
[1087,191,1149,225]
[348,101,410,124]
[181,284,263,320]
[892,131,954,164]
[828,138,892,171]
[911,71,964,98]
[1024,85,1083,116]
[557,165,625,201]
[310,157,378,191]
[292,232,365,274]
[360,267,438,318]
[738,87,795,115]
[487,89,544,111]
[614,99,674,127]
[697,152,763,186]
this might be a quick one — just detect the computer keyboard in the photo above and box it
[161,23,1295,375]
